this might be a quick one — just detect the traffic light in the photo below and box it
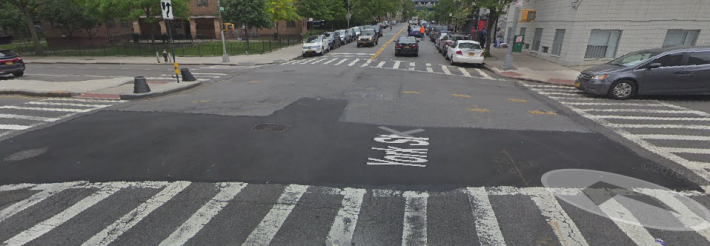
[521,9,537,22]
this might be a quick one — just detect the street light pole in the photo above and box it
[502,5,520,70]
[347,0,350,28]
[217,0,229,62]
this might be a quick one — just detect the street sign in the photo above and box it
[220,7,225,12]
[515,0,523,7]
[161,0,173,20]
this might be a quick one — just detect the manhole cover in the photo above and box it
[5,148,48,162]
[251,123,290,132]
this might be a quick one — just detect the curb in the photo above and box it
[0,90,77,98]
[119,81,201,100]
[26,60,290,66]
[482,63,575,87]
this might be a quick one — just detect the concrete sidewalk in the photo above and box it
[23,44,303,66]
[0,77,132,97]
[484,47,587,86]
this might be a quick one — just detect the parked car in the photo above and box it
[441,34,469,56]
[336,29,350,44]
[324,32,342,49]
[432,26,449,42]
[357,29,378,47]
[409,26,424,38]
[373,25,382,37]
[0,50,25,77]
[446,40,484,66]
[575,46,710,99]
[394,36,419,57]
[435,31,450,53]
[352,27,361,37]
[302,35,329,57]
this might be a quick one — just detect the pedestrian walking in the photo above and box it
[419,26,425,40]
[480,28,487,48]
[407,25,411,36]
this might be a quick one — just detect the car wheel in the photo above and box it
[414,53,418,57]
[12,71,24,77]
[608,80,637,100]
[357,44,360,47]
[394,53,398,57]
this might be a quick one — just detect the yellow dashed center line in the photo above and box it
[530,110,557,115]
[468,108,490,112]
[248,80,262,83]
[453,94,471,98]
[370,25,408,60]
[508,98,527,103]
[402,91,420,94]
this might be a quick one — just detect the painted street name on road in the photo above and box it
[367,127,429,167]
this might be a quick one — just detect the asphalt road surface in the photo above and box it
[1,23,710,246]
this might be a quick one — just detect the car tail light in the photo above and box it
[396,44,402,49]
[412,44,417,48]
[456,50,463,55]
[480,52,485,57]
[0,57,21,63]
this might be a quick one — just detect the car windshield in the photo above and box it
[608,51,660,67]
[306,36,320,43]
[0,50,18,58]
[361,30,375,36]
[398,37,417,43]
[458,42,482,49]
[324,33,332,37]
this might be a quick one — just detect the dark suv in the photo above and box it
[575,46,710,99]
[0,50,25,77]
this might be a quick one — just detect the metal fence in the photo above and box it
[10,35,303,57]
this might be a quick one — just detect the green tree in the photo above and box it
[113,0,190,44]
[267,0,300,38]
[4,0,43,55]
[325,0,346,29]
[297,0,330,31]
[400,0,415,23]
[224,0,273,49]
[470,0,514,55]
[0,1,29,39]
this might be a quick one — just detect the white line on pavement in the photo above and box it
[637,134,710,141]
[311,58,328,64]
[0,106,91,113]
[0,124,32,130]
[42,98,124,103]
[4,183,126,246]
[26,101,112,108]
[323,58,339,65]
[0,182,84,224]
[158,182,247,246]
[522,84,574,89]
[598,197,656,246]
[441,65,452,75]
[537,91,586,96]
[639,190,710,241]
[466,187,507,246]
[349,58,360,66]
[609,124,710,130]
[242,184,308,246]
[0,183,35,192]
[85,181,190,246]
[426,66,433,73]
[525,188,590,246]
[0,114,58,122]
[327,188,366,246]
[459,67,472,77]
[662,147,710,155]
[402,191,428,246]
[409,62,416,71]
[580,108,697,114]
[335,58,349,65]
[376,61,386,68]
[476,69,493,79]
[562,102,668,107]
[393,61,401,69]
[191,73,228,75]
[361,59,373,67]
[591,115,710,121]
[425,63,432,67]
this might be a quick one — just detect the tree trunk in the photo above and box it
[23,8,43,56]
[484,8,498,55]
[244,27,250,50]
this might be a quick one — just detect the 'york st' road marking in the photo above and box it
[368,127,429,167]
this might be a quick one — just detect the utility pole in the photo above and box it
[502,3,520,70]
[218,0,229,62]
[347,0,350,28]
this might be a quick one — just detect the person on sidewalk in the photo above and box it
[419,26,425,40]
[408,24,411,35]
[479,28,487,48]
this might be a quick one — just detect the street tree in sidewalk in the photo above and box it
[4,0,44,55]
[325,0,346,29]
[400,0,415,22]
[267,0,301,38]
[114,0,190,45]
[0,1,30,40]
[37,0,104,41]
[296,0,330,33]
[471,0,514,56]
[224,0,273,49]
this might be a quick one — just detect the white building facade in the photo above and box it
[503,0,710,66]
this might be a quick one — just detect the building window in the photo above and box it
[585,29,621,59]
[687,51,710,65]
[551,29,565,56]
[197,0,208,6]
[519,27,526,36]
[121,20,130,28]
[663,29,699,48]
[532,28,543,51]
[106,19,115,28]
[286,21,296,28]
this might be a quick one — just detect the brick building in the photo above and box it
[502,0,710,66]
[135,0,222,40]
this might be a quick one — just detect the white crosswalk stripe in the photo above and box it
[524,83,710,183]
[393,61,401,69]
[335,58,349,65]
[441,65,452,75]
[348,58,360,66]
[1,181,710,245]
[459,67,472,77]
[323,58,339,65]
[409,62,415,71]
[361,59,373,67]
[376,61,386,68]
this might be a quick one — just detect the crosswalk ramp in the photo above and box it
[1,181,708,245]
[146,72,229,82]
[524,83,710,184]
[0,98,123,138]
[283,57,497,80]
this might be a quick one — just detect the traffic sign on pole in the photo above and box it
[161,0,174,20]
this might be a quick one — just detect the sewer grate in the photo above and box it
[251,123,290,132]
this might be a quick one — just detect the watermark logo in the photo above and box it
[542,169,710,231]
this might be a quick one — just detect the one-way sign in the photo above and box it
[161,0,173,20]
